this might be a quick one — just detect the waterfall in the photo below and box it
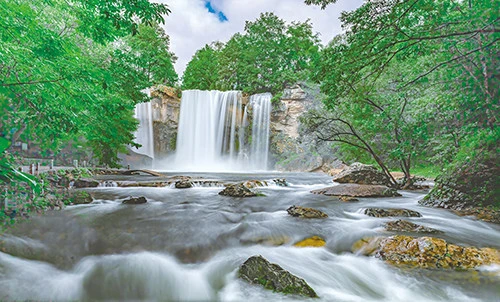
[248,93,272,170]
[133,101,154,159]
[169,90,271,171]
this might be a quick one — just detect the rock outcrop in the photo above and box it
[151,85,181,159]
[385,220,440,233]
[352,235,500,270]
[364,208,422,218]
[270,83,340,172]
[311,184,400,197]
[419,155,499,223]
[238,255,318,298]
[286,205,328,218]
[333,163,393,187]
[122,196,147,204]
[218,183,257,197]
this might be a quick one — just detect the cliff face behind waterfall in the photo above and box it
[269,83,343,172]
[151,86,181,160]
[149,83,339,172]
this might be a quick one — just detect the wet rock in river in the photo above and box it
[218,183,257,197]
[293,236,326,248]
[287,205,328,218]
[339,196,359,202]
[352,235,500,270]
[175,180,193,189]
[385,219,441,233]
[333,162,393,186]
[242,180,268,188]
[239,255,318,298]
[122,196,147,204]
[73,178,100,188]
[311,184,400,197]
[364,208,422,218]
[273,178,289,187]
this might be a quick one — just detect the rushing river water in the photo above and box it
[0,172,499,301]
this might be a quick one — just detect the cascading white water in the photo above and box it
[248,93,272,170]
[169,90,271,171]
[133,101,154,159]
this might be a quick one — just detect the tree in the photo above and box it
[182,42,223,90]
[304,0,499,186]
[0,0,177,167]
[183,12,321,96]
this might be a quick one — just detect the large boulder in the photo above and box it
[419,154,499,223]
[352,235,500,270]
[364,208,422,218]
[238,255,318,298]
[333,163,393,186]
[219,183,257,197]
[287,205,328,218]
[385,219,441,233]
[311,184,400,197]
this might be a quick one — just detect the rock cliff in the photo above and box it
[270,83,341,172]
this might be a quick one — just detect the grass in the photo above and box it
[410,166,443,179]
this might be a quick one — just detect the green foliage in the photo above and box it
[0,137,40,193]
[182,42,222,90]
[305,0,499,185]
[0,0,177,167]
[182,12,321,95]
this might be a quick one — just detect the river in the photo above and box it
[0,172,499,301]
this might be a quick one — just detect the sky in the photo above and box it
[157,0,364,77]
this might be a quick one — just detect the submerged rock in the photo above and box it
[339,196,359,202]
[122,196,147,204]
[241,235,290,246]
[333,163,393,186]
[287,205,328,218]
[175,180,193,189]
[219,183,257,197]
[311,184,400,197]
[273,178,289,187]
[385,219,441,233]
[293,236,326,248]
[352,235,500,270]
[238,255,318,298]
[364,208,422,218]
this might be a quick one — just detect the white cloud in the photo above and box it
[157,0,363,77]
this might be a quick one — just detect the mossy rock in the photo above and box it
[238,255,318,298]
[64,190,93,205]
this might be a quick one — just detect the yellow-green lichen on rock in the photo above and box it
[352,235,500,270]
[293,236,326,247]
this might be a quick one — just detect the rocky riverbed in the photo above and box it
[0,170,499,301]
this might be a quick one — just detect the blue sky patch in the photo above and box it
[204,1,228,22]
